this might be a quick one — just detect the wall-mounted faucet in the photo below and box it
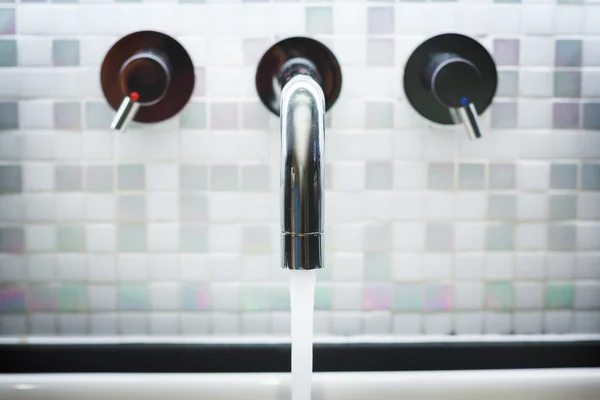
[256,37,342,270]
[404,33,497,139]
[101,31,195,131]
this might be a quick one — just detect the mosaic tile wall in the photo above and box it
[0,0,599,337]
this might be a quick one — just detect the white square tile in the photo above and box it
[206,38,242,66]
[181,313,210,335]
[209,193,240,221]
[88,255,116,282]
[23,164,54,191]
[453,312,483,335]
[88,285,117,311]
[86,194,115,222]
[455,253,484,280]
[59,314,88,335]
[210,284,240,311]
[365,193,394,221]
[19,100,53,129]
[18,37,52,66]
[56,194,85,222]
[393,162,425,190]
[392,223,425,251]
[575,282,600,310]
[90,313,117,335]
[314,311,331,335]
[147,193,178,221]
[25,225,56,252]
[334,3,366,35]
[455,223,485,252]
[27,255,55,281]
[578,194,600,219]
[515,253,546,279]
[331,252,364,281]
[57,254,87,281]
[520,37,553,66]
[392,313,421,335]
[206,67,243,98]
[332,284,363,311]
[454,283,484,310]
[150,283,179,311]
[179,255,210,281]
[86,225,116,253]
[424,130,457,161]
[484,312,511,334]
[209,224,241,252]
[332,38,366,68]
[393,193,423,221]
[83,132,113,160]
[518,193,548,220]
[521,5,553,34]
[424,314,452,335]
[331,163,365,191]
[554,5,584,34]
[0,315,27,335]
[514,282,543,309]
[24,194,56,221]
[424,193,454,220]
[454,193,487,220]
[577,254,600,280]
[457,4,491,36]
[574,311,600,333]
[53,133,82,161]
[363,312,391,335]
[422,254,452,280]
[331,311,362,336]
[516,223,547,250]
[544,310,573,334]
[485,254,514,280]
[329,192,365,223]
[150,312,179,335]
[392,253,421,281]
[148,254,178,281]
[0,195,23,222]
[577,224,600,250]
[118,254,147,282]
[239,194,274,222]
[241,312,270,335]
[547,253,575,279]
[329,224,363,252]
[0,256,25,282]
[30,313,56,335]
[119,312,148,335]
[211,312,240,335]
[517,162,550,191]
[584,5,600,34]
[209,254,240,282]
[240,255,270,282]
[514,311,542,334]
[148,224,179,252]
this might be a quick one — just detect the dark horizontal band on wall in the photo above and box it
[1,341,599,374]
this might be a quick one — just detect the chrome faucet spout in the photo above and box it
[280,74,326,270]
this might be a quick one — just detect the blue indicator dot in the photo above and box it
[460,97,468,106]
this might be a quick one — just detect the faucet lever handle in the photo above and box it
[111,93,140,131]
[456,101,483,140]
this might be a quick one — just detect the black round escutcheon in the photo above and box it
[255,37,342,116]
[404,33,497,125]
[101,31,195,124]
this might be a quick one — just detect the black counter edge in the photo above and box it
[1,341,599,373]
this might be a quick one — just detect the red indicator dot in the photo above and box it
[130,92,140,101]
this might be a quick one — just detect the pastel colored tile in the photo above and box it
[489,164,515,190]
[552,103,580,129]
[241,285,270,311]
[549,195,577,220]
[0,9,15,34]
[364,252,390,281]
[118,165,145,191]
[582,164,600,191]
[550,164,578,189]
[0,40,16,67]
[546,283,574,309]
[179,224,208,253]
[493,39,519,66]
[491,102,517,129]
[548,224,576,250]
[180,165,208,191]
[210,164,238,191]
[496,71,519,97]
[0,227,25,254]
[428,162,454,190]
[368,7,394,34]
[425,223,453,252]
[366,162,393,190]
[393,283,423,311]
[119,283,149,311]
[270,286,290,311]
[0,103,18,129]
[458,164,485,190]
[57,226,85,252]
[57,283,86,312]
[180,194,208,221]
[306,7,333,34]
[366,102,393,129]
[554,72,581,98]
[363,284,392,310]
[485,282,513,310]
[180,284,210,311]
[0,166,21,193]
[314,285,331,310]
[486,224,515,251]
[85,102,113,129]
[425,284,453,311]
[210,103,238,130]
[488,195,516,220]
[52,39,79,66]
[583,103,600,130]
[85,166,114,192]
[118,224,146,252]
[0,284,25,312]
[241,165,270,191]
[54,102,81,130]
[55,165,82,191]
[28,285,57,312]
[241,102,269,130]
[179,101,206,129]
[555,39,582,67]
[118,195,146,222]
[367,39,394,66]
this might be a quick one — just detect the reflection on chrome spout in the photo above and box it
[281,75,325,270]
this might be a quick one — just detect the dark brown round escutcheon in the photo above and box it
[101,31,195,124]
[255,37,342,116]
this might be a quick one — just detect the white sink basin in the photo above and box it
[1,369,599,400]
